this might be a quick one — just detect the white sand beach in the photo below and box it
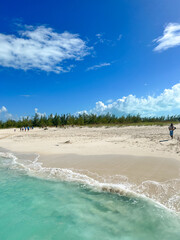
[0,125,180,180]
[0,125,180,211]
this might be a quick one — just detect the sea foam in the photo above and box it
[0,151,179,214]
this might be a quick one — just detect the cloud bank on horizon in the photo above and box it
[78,83,180,117]
[0,107,45,121]
[0,25,91,73]
[154,23,180,51]
[1,83,180,120]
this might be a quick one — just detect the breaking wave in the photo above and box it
[0,151,179,214]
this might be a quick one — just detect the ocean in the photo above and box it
[0,154,180,240]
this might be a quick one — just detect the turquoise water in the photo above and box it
[0,156,180,240]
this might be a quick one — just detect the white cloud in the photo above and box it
[0,106,7,113]
[35,108,46,118]
[0,25,91,73]
[79,83,180,117]
[95,33,114,45]
[96,33,103,38]
[95,33,105,43]
[154,23,180,51]
[86,62,111,71]
[0,106,13,120]
[75,110,88,116]
[95,33,122,46]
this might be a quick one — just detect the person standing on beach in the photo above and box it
[168,123,176,139]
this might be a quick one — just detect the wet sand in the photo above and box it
[0,125,180,183]
[39,153,180,185]
[0,125,180,211]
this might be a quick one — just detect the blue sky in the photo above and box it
[1,0,180,120]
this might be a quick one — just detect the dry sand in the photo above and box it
[1,125,180,211]
[0,125,180,183]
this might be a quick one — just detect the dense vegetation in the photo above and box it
[0,113,180,129]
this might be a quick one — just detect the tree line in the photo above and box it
[0,113,180,129]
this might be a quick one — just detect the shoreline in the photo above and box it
[0,125,180,181]
[0,147,180,213]
[0,126,180,212]
[39,153,180,185]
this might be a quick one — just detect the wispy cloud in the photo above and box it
[86,62,111,71]
[0,25,91,73]
[95,33,106,44]
[154,23,180,51]
[20,95,31,97]
[78,83,180,117]
[117,34,122,41]
[95,33,113,45]
[95,33,122,46]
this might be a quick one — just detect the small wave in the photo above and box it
[0,151,180,214]
[135,179,180,212]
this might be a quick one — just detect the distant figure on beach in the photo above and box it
[168,123,176,139]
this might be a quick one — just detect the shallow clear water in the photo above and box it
[0,156,180,240]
